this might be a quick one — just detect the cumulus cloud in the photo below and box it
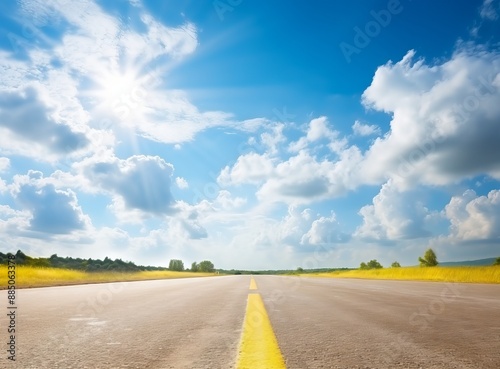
[0,88,90,159]
[445,189,500,240]
[360,47,500,188]
[213,190,246,210]
[82,155,175,215]
[0,205,32,236]
[166,201,208,240]
[218,153,275,186]
[175,177,189,189]
[252,205,349,252]
[354,180,435,241]
[289,116,347,153]
[301,213,350,245]
[217,48,500,209]
[257,148,362,204]
[276,206,313,245]
[307,116,336,141]
[11,170,90,234]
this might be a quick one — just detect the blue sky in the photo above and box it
[0,0,500,269]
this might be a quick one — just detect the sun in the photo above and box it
[90,65,150,120]
[98,70,138,102]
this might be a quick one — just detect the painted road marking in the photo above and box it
[236,293,286,369]
[249,277,258,290]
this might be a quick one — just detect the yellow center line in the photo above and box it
[249,277,258,290]
[236,293,286,369]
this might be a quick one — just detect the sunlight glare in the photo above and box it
[92,66,149,120]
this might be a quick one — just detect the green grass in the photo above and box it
[305,266,500,284]
[0,266,217,289]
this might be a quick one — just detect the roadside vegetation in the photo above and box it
[307,249,500,284]
[0,251,217,289]
[0,250,170,272]
[307,266,500,283]
[0,266,215,289]
[1,250,498,287]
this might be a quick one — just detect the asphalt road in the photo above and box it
[0,275,499,368]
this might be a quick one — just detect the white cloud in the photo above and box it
[238,118,271,133]
[307,116,335,141]
[479,0,499,20]
[276,206,313,245]
[257,148,363,204]
[352,120,381,136]
[175,177,189,189]
[257,152,331,203]
[354,180,435,241]
[445,189,500,240]
[301,213,350,245]
[0,158,10,172]
[218,153,275,186]
[287,136,308,152]
[213,190,246,210]
[0,205,32,236]
[82,155,175,215]
[223,48,500,207]
[260,124,286,155]
[289,116,346,153]
[360,47,500,189]
[0,88,90,160]
[166,201,208,240]
[212,48,500,212]
[0,0,255,151]
[10,170,91,235]
[238,205,349,254]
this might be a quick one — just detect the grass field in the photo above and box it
[306,266,500,284]
[0,266,217,289]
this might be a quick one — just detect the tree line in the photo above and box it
[0,250,169,272]
[0,251,215,273]
[168,259,215,273]
[359,249,500,269]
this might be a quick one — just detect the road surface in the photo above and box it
[0,275,499,368]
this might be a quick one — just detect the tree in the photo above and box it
[15,250,30,264]
[367,259,383,269]
[198,260,215,273]
[419,248,438,267]
[494,257,500,266]
[360,260,383,270]
[297,267,304,273]
[391,261,401,268]
[191,262,199,272]
[168,259,184,271]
